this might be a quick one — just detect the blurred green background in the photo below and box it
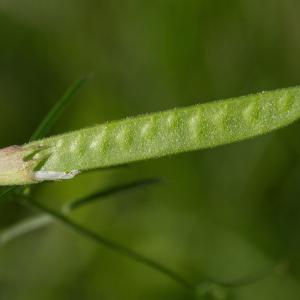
[1,0,300,299]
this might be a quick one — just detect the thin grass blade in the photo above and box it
[0,215,52,246]
[0,178,160,244]
[28,196,194,290]
[29,76,89,142]
[0,186,16,201]
[66,177,161,211]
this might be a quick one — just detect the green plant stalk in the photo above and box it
[1,86,300,185]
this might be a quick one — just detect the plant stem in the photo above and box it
[28,197,195,291]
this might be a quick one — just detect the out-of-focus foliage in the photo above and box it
[1,0,300,299]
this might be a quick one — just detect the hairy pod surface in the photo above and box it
[1,86,300,185]
[30,86,300,173]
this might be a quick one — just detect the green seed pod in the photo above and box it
[1,86,300,185]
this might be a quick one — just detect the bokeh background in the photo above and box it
[1,1,300,299]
